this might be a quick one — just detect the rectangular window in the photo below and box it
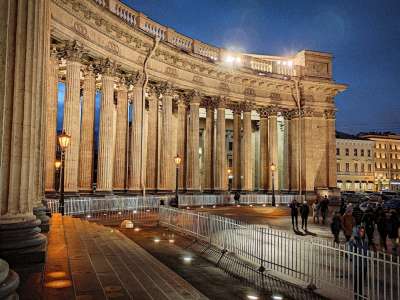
[336,148,340,155]
[368,150,371,157]
[337,163,340,172]
[345,148,349,156]
[346,163,350,172]
[361,163,365,172]
[368,164,372,172]
[354,149,358,156]
[354,163,358,173]
[228,141,233,151]
[361,149,364,156]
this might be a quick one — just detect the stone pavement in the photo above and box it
[31,214,207,300]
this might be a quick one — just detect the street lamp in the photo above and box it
[55,160,62,192]
[227,168,232,191]
[270,163,276,207]
[174,154,182,207]
[58,130,71,215]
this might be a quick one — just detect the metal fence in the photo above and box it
[159,206,400,300]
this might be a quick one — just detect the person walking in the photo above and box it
[290,199,299,231]
[320,195,329,225]
[375,206,387,252]
[386,210,399,255]
[361,207,375,249]
[312,199,320,224]
[339,197,347,216]
[352,204,363,226]
[300,201,310,231]
[331,210,342,244]
[350,226,369,299]
[234,191,240,205]
[342,207,355,242]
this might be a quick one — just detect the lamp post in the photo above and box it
[174,155,182,207]
[227,168,232,191]
[270,163,276,207]
[58,130,71,215]
[54,160,61,192]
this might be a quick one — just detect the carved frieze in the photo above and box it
[73,22,88,38]
[165,66,178,77]
[106,41,119,55]
[244,87,256,97]
[192,75,204,85]
[219,82,230,93]
[305,61,329,77]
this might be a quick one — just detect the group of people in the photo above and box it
[289,196,400,254]
[329,199,400,254]
[289,195,330,232]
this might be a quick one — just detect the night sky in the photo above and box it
[122,0,400,134]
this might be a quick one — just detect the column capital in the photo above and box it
[241,101,253,113]
[257,107,269,118]
[82,63,95,77]
[61,40,83,63]
[156,81,175,98]
[230,103,242,115]
[117,75,129,90]
[324,109,336,120]
[301,106,315,117]
[212,95,228,108]
[98,58,118,77]
[185,89,202,105]
[266,105,281,117]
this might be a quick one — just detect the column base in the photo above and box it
[0,216,47,268]
[33,207,50,233]
[0,259,19,300]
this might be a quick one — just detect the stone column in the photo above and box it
[128,75,144,192]
[158,82,174,192]
[62,41,82,193]
[232,107,241,191]
[176,97,187,190]
[0,0,49,267]
[113,78,129,191]
[242,107,253,191]
[214,97,227,192]
[78,64,96,192]
[146,87,159,191]
[259,108,269,191]
[44,48,59,193]
[186,90,201,192]
[280,114,290,190]
[325,110,337,188]
[203,103,215,191]
[268,107,279,190]
[96,59,117,193]
[288,110,300,191]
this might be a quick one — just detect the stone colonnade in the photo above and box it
[43,40,336,195]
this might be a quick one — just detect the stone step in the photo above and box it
[81,221,207,300]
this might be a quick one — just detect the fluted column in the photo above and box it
[176,98,187,190]
[203,103,215,191]
[281,114,290,190]
[242,108,253,191]
[186,91,201,192]
[288,110,299,191]
[44,49,59,192]
[63,42,82,193]
[325,110,337,188]
[146,88,158,191]
[268,108,279,190]
[128,76,144,192]
[259,108,269,191]
[78,65,96,192]
[158,82,174,191]
[96,59,117,193]
[214,98,227,192]
[112,79,129,191]
[232,107,241,190]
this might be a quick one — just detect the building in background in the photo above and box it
[336,132,375,192]
[360,133,400,191]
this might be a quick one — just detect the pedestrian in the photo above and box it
[361,207,375,249]
[289,199,299,231]
[350,226,369,299]
[339,197,347,216]
[352,204,363,226]
[312,199,320,224]
[300,201,310,231]
[330,210,342,244]
[375,206,387,252]
[320,195,329,225]
[342,207,355,242]
[386,210,399,255]
[234,191,240,205]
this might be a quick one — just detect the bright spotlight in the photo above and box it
[134,227,140,232]
[235,57,241,63]
[168,239,175,243]
[247,296,259,300]
[287,60,293,67]
[225,56,234,63]
[154,238,161,243]
[183,256,192,262]
[272,295,283,300]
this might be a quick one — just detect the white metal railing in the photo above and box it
[46,196,170,216]
[159,206,400,300]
